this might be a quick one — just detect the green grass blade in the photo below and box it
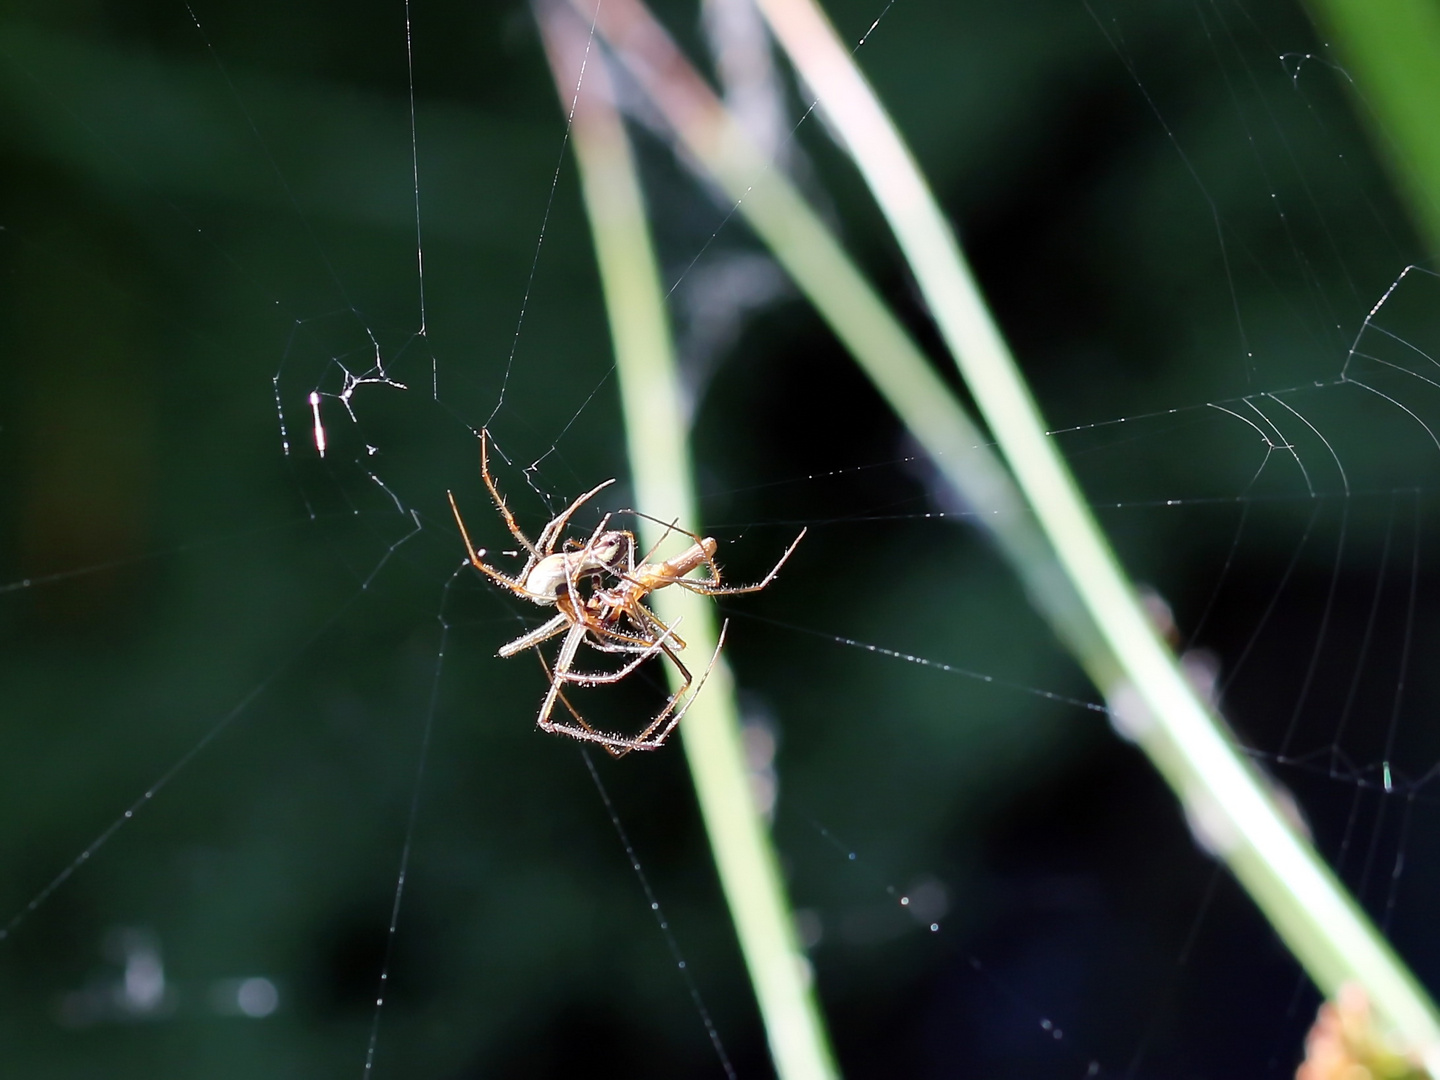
[1302,0,1440,254]
[574,0,1100,665]
[754,0,1440,1066]
[535,7,840,1077]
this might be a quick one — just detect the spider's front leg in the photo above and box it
[477,429,540,559]
[448,490,532,595]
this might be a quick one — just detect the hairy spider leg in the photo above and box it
[495,565,665,659]
[447,467,618,602]
[586,588,690,655]
[618,510,807,596]
[532,477,618,555]
[480,428,619,559]
[507,580,687,752]
[563,527,638,571]
[676,526,806,596]
[537,620,729,757]
[551,574,689,685]
[448,489,529,594]
[536,655,620,750]
[516,514,627,603]
[478,427,537,557]
[533,607,679,739]
[498,604,666,660]
[613,619,728,755]
[498,611,570,658]
[489,514,646,657]
[633,515,684,567]
[536,650,662,758]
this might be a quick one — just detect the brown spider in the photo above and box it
[446,429,628,612]
[447,430,805,756]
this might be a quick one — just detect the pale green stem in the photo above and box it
[567,0,1440,1063]
[534,7,839,1078]
[1301,0,1440,255]
[753,0,1440,1067]
[572,0,1101,672]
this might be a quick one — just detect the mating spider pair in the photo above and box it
[447,431,805,757]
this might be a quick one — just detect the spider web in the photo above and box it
[1,0,1438,1077]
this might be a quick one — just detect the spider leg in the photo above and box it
[534,650,630,752]
[585,635,668,656]
[623,638,690,743]
[534,481,619,555]
[620,509,698,559]
[555,616,681,686]
[479,428,540,558]
[448,489,535,596]
[619,509,804,596]
[538,620,726,757]
[622,619,729,752]
[617,508,728,589]
[615,598,690,652]
[634,516,682,567]
[534,621,650,757]
[497,589,637,686]
[567,518,634,584]
[572,577,691,654]
[498,611,570,658]
[679,527,806,596]
[571,593,691,655]
[564,520,637,585]
[469,430,620,588]
[535,619,593,736]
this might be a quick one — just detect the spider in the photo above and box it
[447,430,806,756]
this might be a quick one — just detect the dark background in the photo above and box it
[2,0,1438,1076]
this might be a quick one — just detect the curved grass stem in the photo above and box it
[556,0,1440,1066]
[535,7,840,1078]
[753,0,1440,1066]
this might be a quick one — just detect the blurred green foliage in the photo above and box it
[1301,0,1440,255]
